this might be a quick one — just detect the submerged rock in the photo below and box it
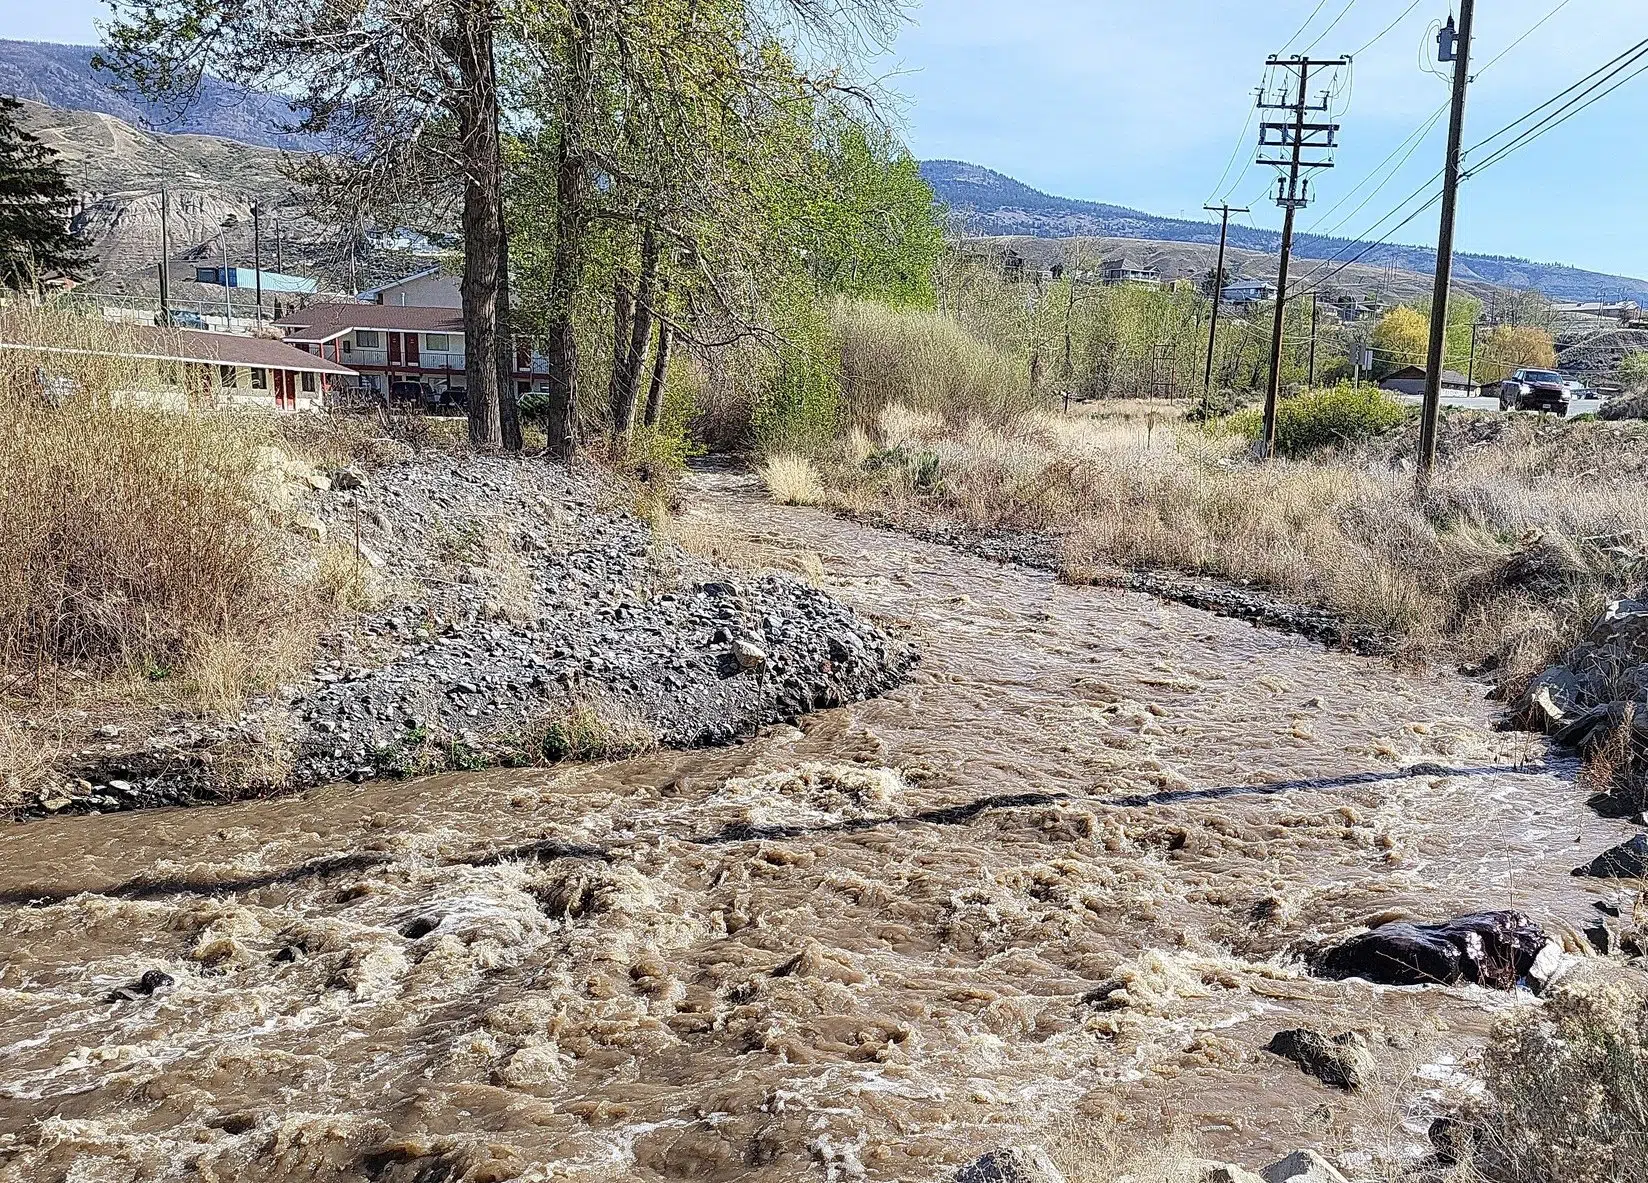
[955,1145,1066,1183]
[107,968,175,1001]
[1574,833,1648,879]
[1264,1028,1374,1090]
[1315,911,1549,990]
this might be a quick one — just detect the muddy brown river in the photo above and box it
[0,472,1633,1182]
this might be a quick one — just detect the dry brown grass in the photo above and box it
[804,403,1648,685]
[760,452,828,506]
[0,712,64,811]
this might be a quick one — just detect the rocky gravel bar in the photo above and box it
[29,452,914,818]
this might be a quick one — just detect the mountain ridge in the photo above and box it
[920,160,1648,304]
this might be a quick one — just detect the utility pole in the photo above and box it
[1202,202,1249,405]
[157,183,172,327]
[1467,319,1483,387]
[1417,0,1476,478]
[252,203,264,327]
[1308,291,1320,386]
[1257,54,1349,457]
[274,213,284,274]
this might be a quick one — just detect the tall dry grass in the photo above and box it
[836,300,1040,424]
[811,403,1648,683]
[0,310,315,707]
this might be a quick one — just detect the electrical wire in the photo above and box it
[1467,50,1648,176]
[1304,99,1448,232]
[1472,0,1577,75]
[1205,99,1260,205]
[1303,0,1360,54]
[1280,0,1336,54]
[1348,0,1424,59]
[1466,36,1648,161]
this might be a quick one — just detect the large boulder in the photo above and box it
[1260,1150,1350,1183]
[954,1145,1066,1183]
[1264,1028,1374,1091]
[1575,833,1648,879]
[1315,911,1548,990]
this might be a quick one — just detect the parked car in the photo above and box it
[1499,368,1572,414]
[169,311,207,329]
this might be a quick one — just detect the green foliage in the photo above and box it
[792,118,946,308]
[1620,351,1648,390]
[0,97,93,286]
[751,292,842,454]
[836,299,1032,422]
[1226,383,1410,457]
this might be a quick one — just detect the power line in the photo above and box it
[1303,0,1360,54]
[1467,41,1648,172]
[1305,100,1448,233]
[1281,0,1337,54]
[1466,36,1648,157]
[1473,0,1577,75]
[1349,0,1424,58]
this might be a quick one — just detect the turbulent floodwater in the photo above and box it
[0,472,1634,1182]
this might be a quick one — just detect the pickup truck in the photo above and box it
[1498,368,1573,414]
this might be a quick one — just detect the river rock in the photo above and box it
[1574,833,1648,879]
[1315,911,1548,990]
[1264,1028,1374,1090]
[108,968,175,1001]
[954,1144,1066,1183]
[1198,1162,1266,1183]
[732,638,768,671]
[1260,1150,1350,1183]
[290,512,328,542]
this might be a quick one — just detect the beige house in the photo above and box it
[0,323,358,413]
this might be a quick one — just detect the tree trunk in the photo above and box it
[616,226,661,430]
[543,3,593,463]
[643,317,672,428]
[609,272,635,428]
[496,158,522,451]
[454,0,503,448]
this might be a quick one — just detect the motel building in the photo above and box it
[274,303,556,404]
[0,323,358,412]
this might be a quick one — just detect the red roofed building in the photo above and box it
[275,303,553,403]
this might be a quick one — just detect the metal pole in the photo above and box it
[252,204,264,326]
[1468,320,1481,388]
[220,229,233,327]
[1417,0,1476,478]
[157,183,171,326]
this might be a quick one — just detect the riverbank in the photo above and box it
[5,449,913,819]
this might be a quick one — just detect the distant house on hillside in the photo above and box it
[360,266,462,308]
[1378,364,1480,397]
[1221,279,1278,305]
[1101,256,1159,286]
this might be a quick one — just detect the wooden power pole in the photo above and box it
[1202,202,1249,405]
[1417,0,1476,479]
[1308,291,1320,386]
[1257,55,1348,458]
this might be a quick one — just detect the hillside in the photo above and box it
[922,160,1648,304]
[0,38,318,151]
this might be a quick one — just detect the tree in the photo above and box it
[1370,305,1429,374]
[99,0,519,449]
[0,97,92,288]
[1477,324,1556,385]
[1621,351,1648,391]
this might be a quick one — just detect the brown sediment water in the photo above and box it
[0,469,1632,1182]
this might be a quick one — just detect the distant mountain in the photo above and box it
[921,160,1648,304]
[0,39,319,152]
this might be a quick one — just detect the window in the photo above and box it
[219,364,238,387]
[425,333,450,352]
[342,340,352,353]
[355,329,381,349]
[300,371,317,393]
[250,368,268,390]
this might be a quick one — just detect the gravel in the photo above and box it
[28,453,914,818]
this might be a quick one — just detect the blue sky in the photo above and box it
[8,0,1646,280]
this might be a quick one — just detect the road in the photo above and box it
[1393,394,1607,416]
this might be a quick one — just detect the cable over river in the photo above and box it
[0,469,1629,1182]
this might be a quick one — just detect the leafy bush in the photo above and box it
[1226,383,1410,457]
[835,299,1033,423]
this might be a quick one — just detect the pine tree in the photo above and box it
[0,97,92,288]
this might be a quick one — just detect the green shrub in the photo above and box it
[1225,383,1410,457]
[751,293,843,455]
[835,299,1033,423]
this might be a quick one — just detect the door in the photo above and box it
[388,333,402,365]
[404,332,421,366]
[276,370,294,411]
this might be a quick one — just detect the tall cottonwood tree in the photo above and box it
[98,0,520,449]
[0,97,93,288]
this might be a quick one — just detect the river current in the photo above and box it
[0,471,1629,1181]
